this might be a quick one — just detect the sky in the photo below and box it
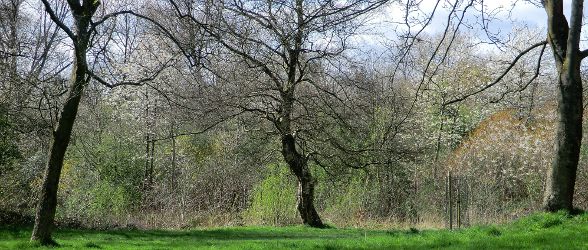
[360,0,588,50]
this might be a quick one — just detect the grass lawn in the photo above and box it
[1,212,587,249]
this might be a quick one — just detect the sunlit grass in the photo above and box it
[1,212,587,249]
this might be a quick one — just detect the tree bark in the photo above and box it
[31,0,97,245]
[30,44,88,245]
[281,134,324,228]
[544,68,583,212]
[542,0,584,212]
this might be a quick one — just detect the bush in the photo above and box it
[242,164,298,225]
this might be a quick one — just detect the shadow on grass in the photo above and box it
[2,225,398,243]
[100,226,377,241]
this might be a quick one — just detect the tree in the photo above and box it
[167,0,389,227]
[540,0,584,212]
[31,0,101,245]
[31,0,169,244]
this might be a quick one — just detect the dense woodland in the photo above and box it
[1,0,588,246]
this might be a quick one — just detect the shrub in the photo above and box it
[242,164,298,225]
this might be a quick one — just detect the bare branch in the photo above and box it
[87,59,172,88]
[580,49,588,59]
[40,0,75,40]
[489,42,547,104]
[150,110,246,142]
[443,40,548,106]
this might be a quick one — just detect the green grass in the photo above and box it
[1,212,587,249]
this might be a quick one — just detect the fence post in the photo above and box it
[457,176,461,228]
[448,170,453,230]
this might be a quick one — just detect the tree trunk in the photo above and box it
[143,87,151,192]
[281,134,325,228]
[543,63,583,212]
[31,1,97,244]
[30,46,88,245]
[542,0,584,212]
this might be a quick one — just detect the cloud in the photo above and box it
[355,0,588,52]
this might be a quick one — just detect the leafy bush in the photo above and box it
[0,105,21,171]
[322,174,372,225]
[242,164,298,225]
[60,133,144,222]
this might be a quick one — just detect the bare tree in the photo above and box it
[32,0,170,244]
[166,0,390,227]
[30,0,107,244]
[31,0,101,244]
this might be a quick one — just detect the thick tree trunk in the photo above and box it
[543,64,583,212]
[30,48,88,245]
[542,0,584,212]
[296,169,323,227]
[281,134,325,228]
